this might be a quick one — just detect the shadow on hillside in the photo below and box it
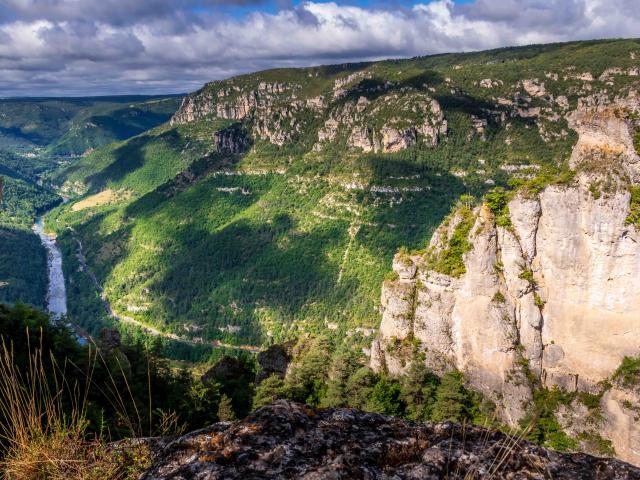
[144,213,354,345]
[356,156,468,253]
[339,70,446,104]
[90,108,171,140]
[0,226,48,308]
[83,128,182,192]
[435,92,503,118]
[122,154,228,219]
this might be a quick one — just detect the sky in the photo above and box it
[0,0,638,97]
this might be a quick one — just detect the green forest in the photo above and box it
[39,39,640,364]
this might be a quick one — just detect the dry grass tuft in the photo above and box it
[0,335,151,479]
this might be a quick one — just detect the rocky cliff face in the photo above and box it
[171,75,447,152]
[315,89,447,153]
[140,401,640,479]
[171,81,305,146]
[371,93,640,464]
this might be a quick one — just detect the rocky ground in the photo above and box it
[141,401,640,479]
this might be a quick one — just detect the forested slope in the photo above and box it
[50,39,640,358]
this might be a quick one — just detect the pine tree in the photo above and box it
[344,367,378,410]
[431,372,467,422]
[217,394,237,422]
[366,376,405,416]
[321,348,361,408]
[253,374,289,409]
[400,359,439,420]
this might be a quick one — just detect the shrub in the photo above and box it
[533,293,545,309]
[612,355,640,388]
[384,270,400,282]
[625,186,640,227]
[577,431,615,457]
[429,206,475,278]
[484,187,512,227]
[519,266,537,286]
[520,387,579,453]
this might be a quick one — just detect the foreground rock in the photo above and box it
[141,401,639,479]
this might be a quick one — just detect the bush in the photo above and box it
[384,270,400,282]
[519,266,537,286]
[484,187,512,227]
[520,388,579,452]
[429,206,475,278]
[625,186,640,227]
[577,431,615,457]
[612,355,640,388]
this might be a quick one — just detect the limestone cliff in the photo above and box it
[170,75,447,152]
[371,94,640,464]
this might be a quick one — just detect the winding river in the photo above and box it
[32,213,256,352]
[33,216,68,319]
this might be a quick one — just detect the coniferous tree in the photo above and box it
[344,367,378,410]
[321,348,361,408]
[431,372,467,422]
[253,374,289,409]
[366,376,405,417]
[400,358,439,420]
[217,394,237,422]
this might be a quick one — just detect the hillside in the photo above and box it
[0,95,182,310]
[49,39,639,356]
[0,151,60,307]
[0,96,182,156]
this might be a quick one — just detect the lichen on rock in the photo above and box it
[140,401,640,479]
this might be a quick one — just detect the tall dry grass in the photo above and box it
[0,334,151,480]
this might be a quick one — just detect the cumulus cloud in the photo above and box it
[0,0,637,96]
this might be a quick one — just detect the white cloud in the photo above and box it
[0,0,637,96]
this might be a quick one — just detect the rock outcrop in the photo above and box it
[255,344,291,383]
[317,90,447,153]
[171,81,305,146]
[141,401,640,479]
[171,76,447,153]
[371,98,640,464]
[213,124,249,154]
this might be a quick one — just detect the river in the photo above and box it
[33,216,68,319]
[33,215,256,352]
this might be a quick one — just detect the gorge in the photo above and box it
[0,38,639,477]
